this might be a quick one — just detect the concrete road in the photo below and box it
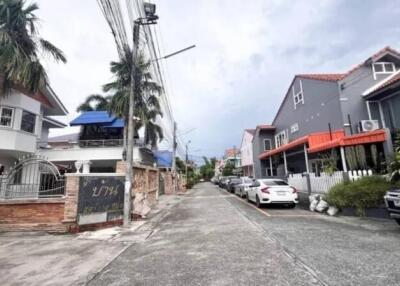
[2,182,400,285]
[89,182,400,286]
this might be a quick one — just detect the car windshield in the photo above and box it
[230,179,241,184]
[244,179,253,184]
[262,180,288,186]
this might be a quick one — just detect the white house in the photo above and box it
[239,129,255,177]
[0,86,67,172]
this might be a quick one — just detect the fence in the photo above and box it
[288,170,373,194]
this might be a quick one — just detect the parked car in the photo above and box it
[219,176,236,189]
[226,177,242,193]
[247,179,298,208]
[234,177,253,198]
[384,189,400,225]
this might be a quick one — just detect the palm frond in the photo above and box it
[39,39,67,63]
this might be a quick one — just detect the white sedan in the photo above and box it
[247,179,298,208]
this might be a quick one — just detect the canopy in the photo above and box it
[70,111,124,128]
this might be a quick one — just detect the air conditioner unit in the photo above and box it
[358,120,379,132]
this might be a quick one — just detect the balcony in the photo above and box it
[0,128,37,154]
[37,138,146,163]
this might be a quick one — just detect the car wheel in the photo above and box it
[395,219,400,226]
[256,195,262,208]
[247,194,251,202]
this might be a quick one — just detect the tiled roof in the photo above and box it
[362,70,400,96]
[256,124,275,130]
[296,73,345,82]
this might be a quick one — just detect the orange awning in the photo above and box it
[308,129,386,153]
[259,129,386,158]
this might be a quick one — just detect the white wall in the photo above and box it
[240,131,254,167]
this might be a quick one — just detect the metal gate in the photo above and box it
[1,155,65,199]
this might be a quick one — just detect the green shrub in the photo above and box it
[325,176,391,216]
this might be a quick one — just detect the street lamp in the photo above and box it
[123,2,160,227]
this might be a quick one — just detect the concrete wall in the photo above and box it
[273,77,343,142]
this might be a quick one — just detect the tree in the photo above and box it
[76,94,112,112]
[104,51,163,148]
[222,161,235,176]
[0,0,66,96]
[200,157,216,180]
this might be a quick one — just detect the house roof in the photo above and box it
[296,73,346,82]
[70,111,124,127]
[256,124,275,130]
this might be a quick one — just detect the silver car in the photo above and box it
[234,177,253,198]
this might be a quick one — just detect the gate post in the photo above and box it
[304,173,312,195]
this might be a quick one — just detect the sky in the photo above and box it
[36,0,400,161]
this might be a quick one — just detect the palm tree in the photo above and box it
[76,94,112,112]
[0,0,66,96]
[104,51,164,148]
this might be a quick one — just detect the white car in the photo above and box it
[247,179,298,208]
[234,177,253,198]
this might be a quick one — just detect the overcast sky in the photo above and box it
[37,0,400,160]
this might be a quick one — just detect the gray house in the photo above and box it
[252,46,400,178]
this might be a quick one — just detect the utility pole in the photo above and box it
[172,121,177,191]
[123,3,159,227]
[185,140,191,179]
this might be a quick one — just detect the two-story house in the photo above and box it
[255,46,399,178]
[0,86,67,172]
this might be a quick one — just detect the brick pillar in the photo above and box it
[116,161,127,173]
[63,175,79,224]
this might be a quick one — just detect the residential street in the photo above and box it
[2,182,400,286]
[90,182,400,286]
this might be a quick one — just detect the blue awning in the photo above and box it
[70,111,124,127]
[154,151,173,168]
[102,118,125,128]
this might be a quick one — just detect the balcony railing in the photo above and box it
[38,139,146,149]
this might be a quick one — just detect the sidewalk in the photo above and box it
[0,193,185,286]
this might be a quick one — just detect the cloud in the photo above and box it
[36,0,400,159]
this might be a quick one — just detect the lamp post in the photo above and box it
[123,2,159,227]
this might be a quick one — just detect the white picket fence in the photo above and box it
[288,170,373,194]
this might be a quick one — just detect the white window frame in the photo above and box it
[0,106,14,128]
[275,130,287,148]
[292,80,304,109]
[372,62,396,80]
[263,139,272,151]
[290,123,299,133]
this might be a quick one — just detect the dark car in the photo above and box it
[226,178,242,193]
[384,189,400,226]
[219,176,236,189]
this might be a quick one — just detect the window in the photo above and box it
[261,180,288,186]
[292,80,304,108]
[0,107,14,127]
[21,110,36,133]
[373,62,396,79]
[275,130,287,148]
[263,139,271,151]
[290,123,299,133]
